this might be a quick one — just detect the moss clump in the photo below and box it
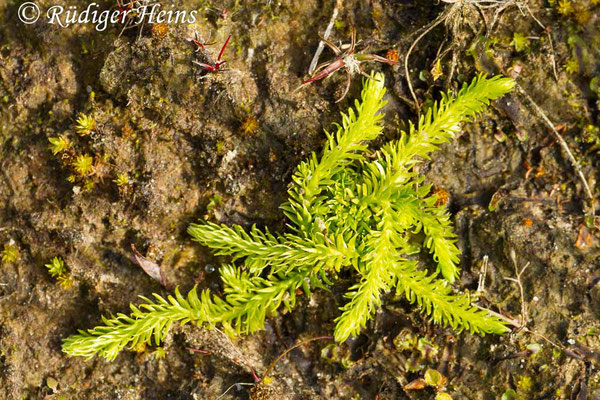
[1,243,19,264]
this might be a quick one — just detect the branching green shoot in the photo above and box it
[63,73,515,360]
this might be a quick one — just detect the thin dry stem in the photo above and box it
[522,3,558,81]
[308,0,342,75]
[476,255,489,294]
[262,336,333,380]
[404,8,453,109]
[216,382,255,399]
[504,259,530,327]
[516,85,595,207]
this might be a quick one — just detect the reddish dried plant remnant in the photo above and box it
[300,23,400,102]
[187,34,231,72]
[385,49,399,62]
[433,186,450,207]
[575,224,596,250]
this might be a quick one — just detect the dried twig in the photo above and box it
[308,0,342,75]
[404,7,454,109]
[476,255,489,294]
[215,336,333,399]
[262,336,333,380]
[523,4,558,81]
[516,85,595,206]
[216,382,255,399]
[504,250,530,327]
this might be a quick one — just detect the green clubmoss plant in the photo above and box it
[62,73,515,361]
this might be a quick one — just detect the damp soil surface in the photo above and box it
[1,0,600,399]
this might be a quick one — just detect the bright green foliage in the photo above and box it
[57,275,74,290]
[48,135,72,155]
[564,58,579,74]
[511,32,530,52]
[501,389,518,400]
[46,257,67,277]
[62,73,515,360]
[46,257,74,289]
[424,368,444,387]
[206,194,223,212]
[64,288,208,360]
[73,154,93,176]
[557,0,574,16]
[113,173,130,186]
[74,113,96,136]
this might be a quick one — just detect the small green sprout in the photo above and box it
[57,275,74,290]
[564,58,579,74]
[45,257,67,277]
[206,194,223,212]
[215,140,226,154]
[75,113,96,136]
[113,173,130,187]
[83,180,95,191]
[405,368,451,398]
[45,257,73,290]
[1,243,20,264]
[152,347,166,359]
[73,154,94,176]
[48,135,72,155]
[589,77,600,97]
[431,59,443,81]
[46,376,59,392]
[582,124,600,148]
[424,369,445,387]
[501,389,517,400]
[511,32,530,52]
[320,343,354,369]
[557,0,574,15]
[240,117,259,135]
[516,375,534,396]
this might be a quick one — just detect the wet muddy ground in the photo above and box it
[1,0,600,398]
